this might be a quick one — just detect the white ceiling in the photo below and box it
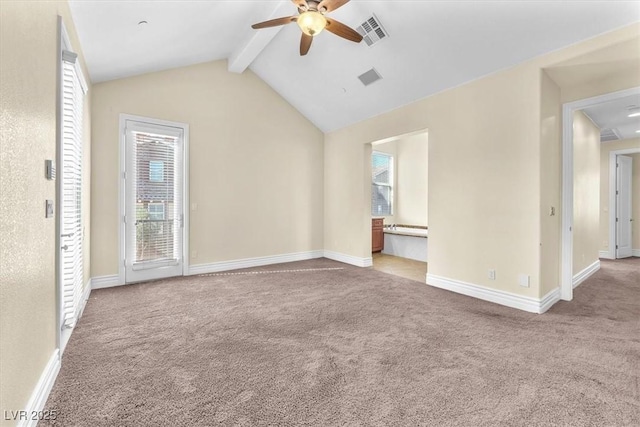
[582,94,640,141]
[69,1,640,132]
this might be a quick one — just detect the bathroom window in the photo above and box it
[371,152,393,216]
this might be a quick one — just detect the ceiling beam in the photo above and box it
[228,1,292,73]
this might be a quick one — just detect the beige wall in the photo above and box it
[326,63,542,297]
[539,71,561,296]
[91,60,324,277]
[599,138,640,253]
[572,111,600,274]
[325,23,640,300]
[396,132,428,226]
[0,0,90,423]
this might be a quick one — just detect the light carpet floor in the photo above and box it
[42,257,640,426]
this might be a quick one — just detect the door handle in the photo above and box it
[61,245,69,251]
[61,232,74,238]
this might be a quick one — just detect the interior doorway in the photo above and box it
[119,115,189,284]
[367,129,429,282]
[561,86,640,300]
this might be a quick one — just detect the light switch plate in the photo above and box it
[518,274,530,288]
[45,200,54,218]
[45,160,56,180]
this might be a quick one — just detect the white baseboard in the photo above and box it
[61,278,93,353]
[633,249,640,257]
[16,350,61,427]
[572,259,600,289]
[323,250,372,267]
[599,250,614,259]
[79,278,91,317]
[426,274,560,314]
[188,250,324,275]
[91,274,121,290]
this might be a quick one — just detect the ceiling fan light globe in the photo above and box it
[297,11,327,36]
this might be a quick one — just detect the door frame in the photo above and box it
[118,113,190,285]
[561,86,640,301]
[610,151,637,258]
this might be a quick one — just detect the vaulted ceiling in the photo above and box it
[69,1,640,132]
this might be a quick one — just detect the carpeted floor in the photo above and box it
[42,257,640,426]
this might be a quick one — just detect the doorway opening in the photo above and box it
[119,115,189,284]
[367,129,429,283]
[561,87,640,300]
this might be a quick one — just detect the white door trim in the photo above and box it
[118,114,190,285]
[561,86,640,301]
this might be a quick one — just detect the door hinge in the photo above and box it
[123,171,126,180]
[616,190,619,195]
[616,218,619,222]
[616,245,619,249]
[123,215,127,224]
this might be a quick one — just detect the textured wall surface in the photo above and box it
[90,60,324,277]
[572,111,601,274]
[0,1,90,422]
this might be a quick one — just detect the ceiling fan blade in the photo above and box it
[291,0,309,11]
[300,33,313,56]
[317,0,350,13]
[325,17,363,43]
[251,16,297,29]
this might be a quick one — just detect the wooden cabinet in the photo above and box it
[372,218,384,252]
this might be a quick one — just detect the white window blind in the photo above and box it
[371,152,393,216]
[129,130,183,268]
[61,52,86,329]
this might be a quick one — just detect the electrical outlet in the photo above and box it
[488,269,496,280]
[518,274,530,288]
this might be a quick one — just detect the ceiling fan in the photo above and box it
[251,0,363,56]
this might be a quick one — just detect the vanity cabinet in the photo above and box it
[372,218,384,252]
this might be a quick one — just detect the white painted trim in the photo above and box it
[426,274,560,314]
[633,249,640,257]
[16,350,61,427]
[188,250,324,275]
[228,1,289,73]
[91,274,121,289]
[599,250,614,259]
[561,87,640,302]
[539,288,562,314]
[118,114,189,285]
[609,148,640,259]
[79,278,91,316]
[323,250,373,267]
[572,260,600,289]
[60,278,92,353]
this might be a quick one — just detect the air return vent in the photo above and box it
[356,14,388,47]
[358,68,382,86]
[600,128,621,142]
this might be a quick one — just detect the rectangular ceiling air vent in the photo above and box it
[600,128,621,142]
[356,14,388,47]
[358,68,382,86]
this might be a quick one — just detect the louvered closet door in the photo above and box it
[60,59,84,329]
[124,120,184,283]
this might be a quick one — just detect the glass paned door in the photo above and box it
[124,120,184,283]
